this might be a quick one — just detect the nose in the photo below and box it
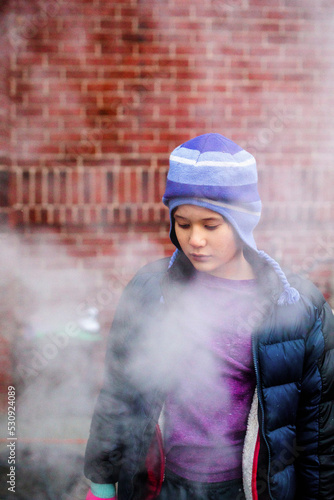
[189,227,206,248]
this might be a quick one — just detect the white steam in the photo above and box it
[0,229,164,498]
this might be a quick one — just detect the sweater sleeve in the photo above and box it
[84,264,166,487]
[316,301,334,498]
[296,297,334,499]
[84,278,141,484]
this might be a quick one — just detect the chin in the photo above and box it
[192,261,213,273]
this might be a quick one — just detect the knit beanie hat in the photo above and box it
[163,133,300,306]
[163,133,261,251]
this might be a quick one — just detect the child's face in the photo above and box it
[174,204,251,280]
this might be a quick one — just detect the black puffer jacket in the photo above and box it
[84,251,334,500]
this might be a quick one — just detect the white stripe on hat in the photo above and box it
[196,197,261,216]
[170,154,255,168]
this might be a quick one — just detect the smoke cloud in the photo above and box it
[0,229,164,498]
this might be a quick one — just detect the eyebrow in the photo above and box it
[174,214,222,222]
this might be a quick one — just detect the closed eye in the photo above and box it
[205,225,219,230]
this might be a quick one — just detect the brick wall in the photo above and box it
[0,1,10,228]
[1,0,334,296]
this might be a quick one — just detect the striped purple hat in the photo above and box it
[163,133,262,251]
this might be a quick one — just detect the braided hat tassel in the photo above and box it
[258,251,300,306]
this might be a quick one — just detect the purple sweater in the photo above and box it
[164,272,259,483]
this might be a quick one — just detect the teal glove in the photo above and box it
[86,482,116,500]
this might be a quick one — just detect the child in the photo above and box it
[84,133,334,500]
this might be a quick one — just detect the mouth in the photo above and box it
[190,253,211,262]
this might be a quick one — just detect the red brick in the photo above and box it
[138,143,170,154]
[120,156,149,167]
[48,82,83,92]
[58,172,67,204]
[27,94,61,105]
[66,69,100,79]
[71,170,80,205]
[16,131,45,142]
[86,82,119,92]
[48,106,82,116]
[159,106,189,117]
[15,55,45,66]
[18,108,44,117]
[123,132,155,141]
[26,43,60,53]
[129,170,138,203]
[26,144,61,155]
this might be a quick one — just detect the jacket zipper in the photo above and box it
[252,333,274,500]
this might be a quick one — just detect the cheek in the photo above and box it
[214,228,239,254]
